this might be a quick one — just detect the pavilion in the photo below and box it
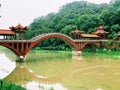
[70,29,83,39]
[93,26,109,39]
[9,23,29,40]
[70,28,99,39]
[0,23,28,40]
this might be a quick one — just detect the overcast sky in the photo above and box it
[0,0,111,28]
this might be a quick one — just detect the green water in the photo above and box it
[0,47,120,90]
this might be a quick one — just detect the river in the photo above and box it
[0,46,120,90]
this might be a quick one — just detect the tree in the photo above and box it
[26,0,120,50]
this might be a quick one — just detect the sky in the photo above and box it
[0,0,111,28]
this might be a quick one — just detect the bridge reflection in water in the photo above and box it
[4,55,83,84]
[4,56,82,90]
[4,63,46,84]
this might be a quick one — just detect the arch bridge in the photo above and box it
[0,33,107,61]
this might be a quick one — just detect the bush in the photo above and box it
[0,79,26,90]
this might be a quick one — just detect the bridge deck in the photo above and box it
[0,40,34,43]
[0,33,119,59]
[0,39,109,43]
[0,32,118,43]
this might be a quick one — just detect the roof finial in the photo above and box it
[18,22,21,26]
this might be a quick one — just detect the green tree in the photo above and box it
[26,0,120,50]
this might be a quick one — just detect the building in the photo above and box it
[93,26,109,39]
[0,23,29,40]
[80,34,99,40]
[70,28,99,40]
[0,29,15,40]
[70,29,83,39]
[9,23,29,40]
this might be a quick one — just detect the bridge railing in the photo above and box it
[31,33,47,40]
[30,32,112,43]
[73,39,109,42]
[0,40,34,43]
[0,32,119,43]
[30,32,74,41]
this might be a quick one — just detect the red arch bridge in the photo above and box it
[0,33,107,61]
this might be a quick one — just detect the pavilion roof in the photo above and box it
[95,26,105,30]
[0,29,15,35]
[9,23,29,31]
[70,29,83,34]
[81,34,99,38]
[94,26,109,35]
[94,30,109,35]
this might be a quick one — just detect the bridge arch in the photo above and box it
[0,33,102,61]
[81,42,100,50]
[26,33,80,54]
[0,43,21,56]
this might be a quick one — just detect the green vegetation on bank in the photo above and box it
[0,79,26,90]
[27,0,120,50]
[83,49,120,58]
[28,48,120,60]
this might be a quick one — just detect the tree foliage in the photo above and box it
[27,0,120,50]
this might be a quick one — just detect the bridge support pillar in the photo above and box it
[16,56,26,62]
[72,50,82,56]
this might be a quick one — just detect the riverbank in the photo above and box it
[31,49,120,58]
[82,49,120,59]
[24,49,120,63]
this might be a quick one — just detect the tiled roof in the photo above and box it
[70,29,83,34]
[0,29,15,35]
[81,34,99,38]
[94,26,109,35]
[9,23,28,30]
[94,30,109,34]
[96,26,105,30]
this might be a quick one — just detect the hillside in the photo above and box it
[27,0,120,50]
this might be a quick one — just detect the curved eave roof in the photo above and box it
[70,29,83,34]
[9,23,29,31]
[95,26,105,30]
[81,34,99,38]
[94,31,109,35]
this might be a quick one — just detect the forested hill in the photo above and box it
[26,0,120,50]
